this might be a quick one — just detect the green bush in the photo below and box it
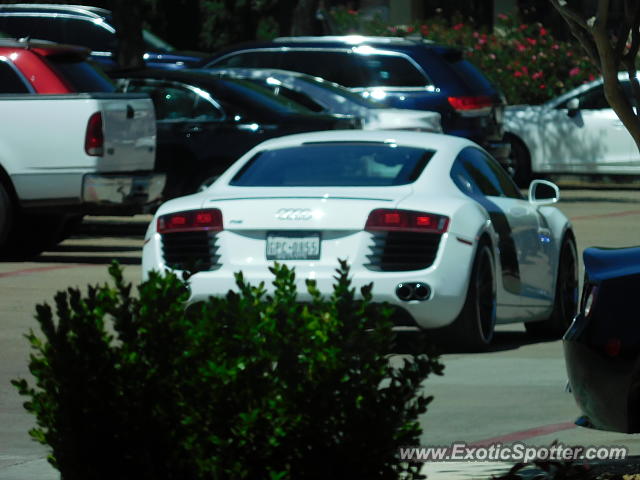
[329,8,598,105]
[13,261,443,480]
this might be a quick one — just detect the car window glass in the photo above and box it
[262,83,325,112]
[439,49,495,94]
[0,16,64,42]
[213,51,282,69]
[46,58,115,92]
[279,51,368,87]
[126,80,223,121]
[0,60,29,93]
[359,54,429,87]
[452,147,521,198]
[61,18,116,51]
[575,85,609,110]
[231,143,434,187]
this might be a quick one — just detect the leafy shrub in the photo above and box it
[329,7,598,105]
[13,261,443,480]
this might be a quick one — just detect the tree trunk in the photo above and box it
[291,0,323,36]
[109,0,145,69]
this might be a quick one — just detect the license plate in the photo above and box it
[266,232,321,260]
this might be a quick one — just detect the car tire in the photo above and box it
[432,239,497,352]
[0,181,13,252]
[505,134,532,188]
[6,213,68,259]
[525,232,578,339]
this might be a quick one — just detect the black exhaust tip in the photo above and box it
[396,282,431,301]
[396,283,414,301]
[414,283,431,301]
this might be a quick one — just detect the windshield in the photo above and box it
[46,58,115,92]
[306,78,384,107]
[230,143,433,187]
[142,29,175,52]
[219,78,314,115]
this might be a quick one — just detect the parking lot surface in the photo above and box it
[1,187,639,479]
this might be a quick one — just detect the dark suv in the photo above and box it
[0,3,206,70]
[204,36,509,162]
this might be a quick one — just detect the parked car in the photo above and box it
[0,3,207,70]
[142,130,577,351]
[504,73,640,186]
[206,67,442,132]
[564,245,640,433]
[0,39,161,256]
[112,69,360,199]
[203,36,509,165]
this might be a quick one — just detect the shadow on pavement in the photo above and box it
[391,329,552,356]
[51,245,141,253]
[32,255,141,266]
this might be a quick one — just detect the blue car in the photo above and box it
[564,246,640,432]
[0,4,207,70]
[204,35,510,164]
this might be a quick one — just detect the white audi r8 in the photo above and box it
[142,130,578,351]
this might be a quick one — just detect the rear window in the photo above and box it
[46,57,115,92]
[230,143,433,187]
[439,49,495,94]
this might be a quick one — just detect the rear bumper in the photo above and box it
[142,230,476,329]
[83,173,165,211]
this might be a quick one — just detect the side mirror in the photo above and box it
[528,179,560,205]
[566,98,580,117]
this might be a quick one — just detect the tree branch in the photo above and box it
[549,0,601,70]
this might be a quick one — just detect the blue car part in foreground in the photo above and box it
[564,246,640,433]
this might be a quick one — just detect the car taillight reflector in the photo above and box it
[157,209,223,234]
[365,209,449,234]
[447,95,493,112]
[85,112,104,156]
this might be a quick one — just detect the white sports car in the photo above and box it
[142,130,578,350]
[504,72,640,187]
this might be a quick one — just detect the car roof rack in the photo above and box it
[273,35,433,45]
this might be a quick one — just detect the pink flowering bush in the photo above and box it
[329,8,598,105]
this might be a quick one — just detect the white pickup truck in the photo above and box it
[0,39,163,256]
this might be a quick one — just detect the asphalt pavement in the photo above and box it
[1,186,640,479]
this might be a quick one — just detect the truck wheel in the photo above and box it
[8,213,68,259]
[0,182,13,251]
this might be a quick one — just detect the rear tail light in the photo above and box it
[447,95,493,116]
[365,209,449,234]
[85,112,104,156]
[157,209,223,234]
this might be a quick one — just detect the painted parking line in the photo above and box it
[469,421,577,447]
[0,264,88,279]
[572,209,640,221]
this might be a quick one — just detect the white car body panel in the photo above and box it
[143,130,570,330]
[505,73,640,175]
[1,93,157,203]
